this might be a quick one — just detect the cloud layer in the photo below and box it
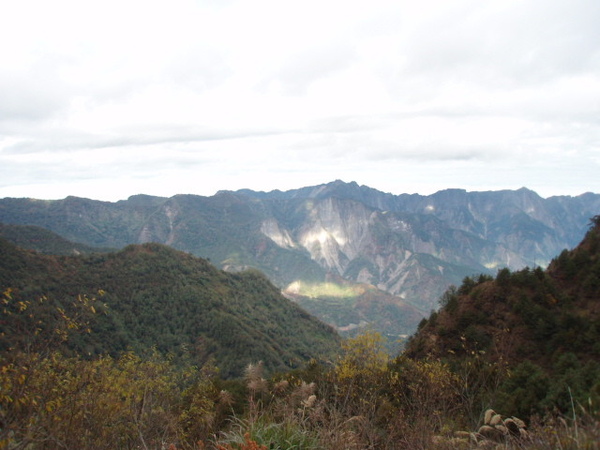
[1,0,599,200]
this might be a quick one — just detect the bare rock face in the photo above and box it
[260,196,527,311]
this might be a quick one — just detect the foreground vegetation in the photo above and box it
[2,326,599,449]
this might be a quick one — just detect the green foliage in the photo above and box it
[541,354,600,415]
[496,360,550,418]
[0,298,219,449]
[1,311,598,450]
[496,267,512,286]
[217,416,321,450]
[496,355,600,420]
[3,214,600,447]
[0,287,105,357]
[439,285,459,313]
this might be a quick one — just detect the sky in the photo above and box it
[1,0,599,201]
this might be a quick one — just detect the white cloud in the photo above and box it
[0,0,599,201]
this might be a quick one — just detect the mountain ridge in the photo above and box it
[1,181,599,338]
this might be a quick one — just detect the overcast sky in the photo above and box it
[1,0,599,201]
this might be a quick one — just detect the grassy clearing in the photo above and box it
[291,281,364,299]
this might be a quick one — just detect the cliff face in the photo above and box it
[246,184,599,311]
[1,181,599,332]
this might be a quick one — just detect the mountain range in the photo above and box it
[1,180,599,340]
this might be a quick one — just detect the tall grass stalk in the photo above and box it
[216,416,321,450]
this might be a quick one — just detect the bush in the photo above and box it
[496,360,549,418]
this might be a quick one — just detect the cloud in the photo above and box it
[0,0,599,201]
[400,0,600,82]
[258,43,358,96]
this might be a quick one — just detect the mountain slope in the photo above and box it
[402,216,600,417]
[1,181,599,335]
[0,222,112,255]
[0,238,341,378]
[239,182,600,268]
[283,275,424,350]
[405,215,600,373]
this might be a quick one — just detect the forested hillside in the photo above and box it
[0,238,340,378]
[405,215,600,418]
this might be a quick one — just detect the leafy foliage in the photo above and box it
[0,350,223,449]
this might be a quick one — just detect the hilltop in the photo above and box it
[0,237,341,378]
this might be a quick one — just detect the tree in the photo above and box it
[0,288,105,358]
[335,331,388,385]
